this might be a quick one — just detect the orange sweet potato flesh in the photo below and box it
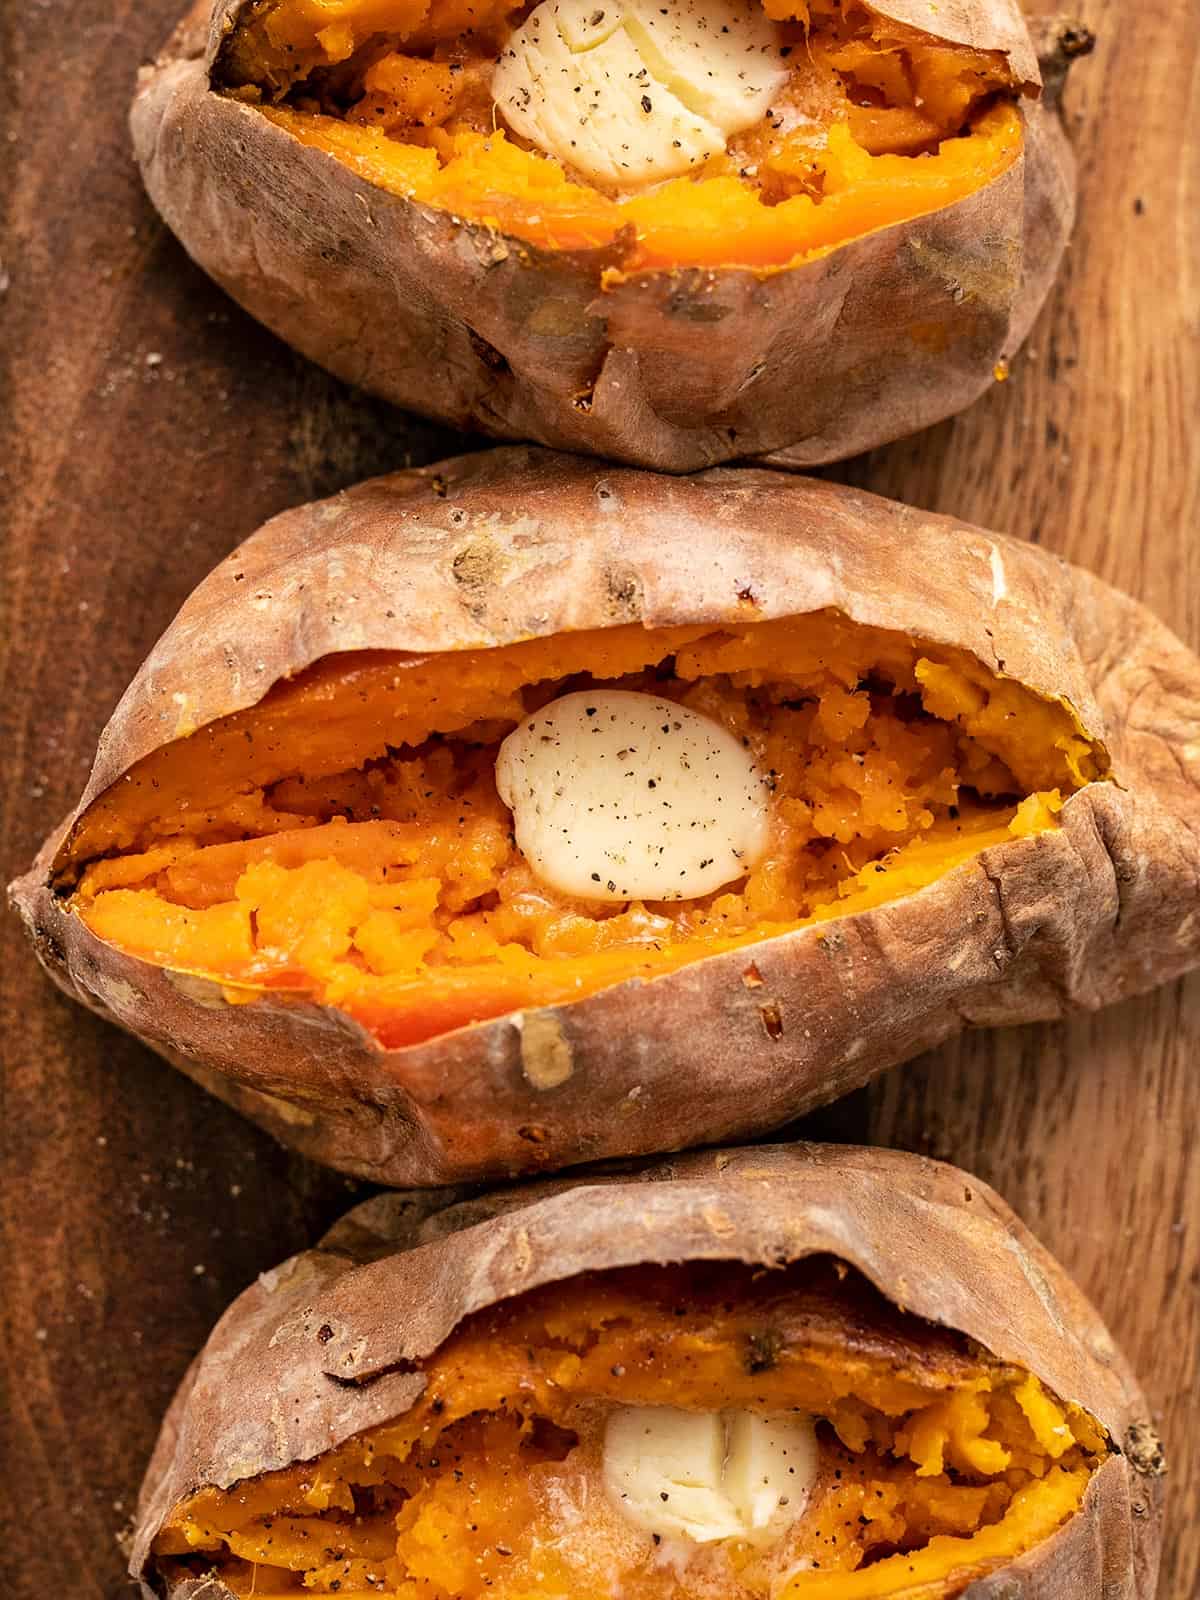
[153,1260,1106,1598]
[65,614,1101,1050]
[218,0,1023,267]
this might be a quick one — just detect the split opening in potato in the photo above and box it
[60,613,1103,1047]
[216,0,1027,266]
[153,1256,1110,1598]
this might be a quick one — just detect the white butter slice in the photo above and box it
[603,1405,819,1546]
[492,0,788,187]
[723,1410,820,1544]
[494,688,769,903]
[604,1407,745,1543]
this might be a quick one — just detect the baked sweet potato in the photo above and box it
[131,1143,1164,1599]
[11,449,1200,1186]
[130,0,1080,471]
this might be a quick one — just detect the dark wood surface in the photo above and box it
[2,0,1195,1594]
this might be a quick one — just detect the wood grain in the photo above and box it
[1,3,1195,1597]
[851,6,1200,1593]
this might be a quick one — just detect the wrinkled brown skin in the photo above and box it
[10,449,1200,1187]
[128,0,1075,472]
[130,1144,1165,1598]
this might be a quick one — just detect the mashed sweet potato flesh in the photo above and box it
[154,1259,1107,1598]
[218,0,1025,266]
[67,614,1105,1048]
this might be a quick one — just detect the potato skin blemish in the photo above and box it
[15,450,1199,1190]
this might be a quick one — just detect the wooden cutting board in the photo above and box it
[2,0,1195,1592]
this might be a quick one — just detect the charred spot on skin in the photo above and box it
[34,923,68,967]
[759,999,784,1040]
[317,1323,335,1345]
[452,538,505,599]
[325,1354,422,1387]
[450,535,514,622]
[604,568,642,617]
[1124,1421,1166,1477]
[745,1327,783,1373]
[468,329,511,373]
[667,292,733,323]
[742,962,764,989]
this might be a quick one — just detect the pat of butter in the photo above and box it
[603,1405,819,1545]
[492,0,788,189]
[495,689,769,903]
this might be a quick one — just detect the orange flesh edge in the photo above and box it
[66,615,1103,1050]
[153,1260,1106,1597]
[219,0,1025,267]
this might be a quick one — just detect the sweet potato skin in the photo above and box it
[10,449,1200,1187]
[128,1,1074,472]
[129,1144,1164,1598]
